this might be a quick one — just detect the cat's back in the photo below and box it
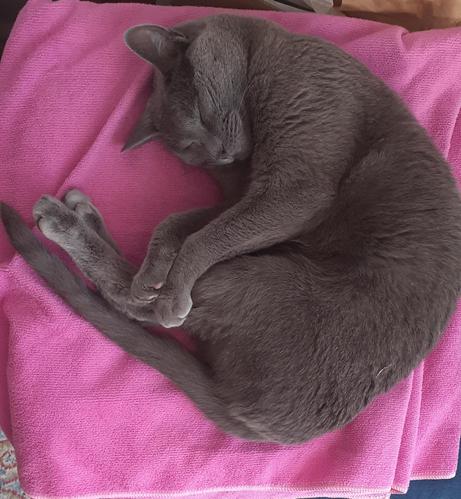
[235,18,397,168]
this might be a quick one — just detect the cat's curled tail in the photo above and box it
[0,202,260,441]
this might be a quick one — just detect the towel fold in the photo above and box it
[0,1,459,497]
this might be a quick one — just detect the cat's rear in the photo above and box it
[187,134,461,442]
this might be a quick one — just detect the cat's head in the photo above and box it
[123,17,252,167]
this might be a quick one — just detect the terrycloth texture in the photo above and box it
[0,0,460,497]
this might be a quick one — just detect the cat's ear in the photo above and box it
[124,24,188,74]
[122,95,159,152]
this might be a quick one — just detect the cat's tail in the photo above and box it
[0,202,260,441]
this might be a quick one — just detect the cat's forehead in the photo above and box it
[186,31,246,84]
[188,32,231,63]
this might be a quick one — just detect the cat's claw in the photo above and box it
[153,289,193,328]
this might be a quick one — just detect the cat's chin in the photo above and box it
[205,160,240,170]
[180,157,239,169]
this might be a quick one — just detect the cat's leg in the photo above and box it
[33,194,157,323]
[62,189,224,305]
[130,163,249,304]
[131,205,224,302]
[153,186,331,327]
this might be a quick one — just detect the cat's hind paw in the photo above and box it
[33,195,80,244]
[63,189,91,210]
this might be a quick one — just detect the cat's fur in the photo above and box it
[2,15,461,444]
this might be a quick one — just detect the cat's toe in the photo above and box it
[64,189,91,210]
[131,275,159,302]
[131,251,178,303]
[33,195,63,223]
[33,195,78,242]
[74,202,97,219]
[154,291,192,328]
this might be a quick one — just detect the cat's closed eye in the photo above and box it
[197,100,210,128]
[181,140,201,151]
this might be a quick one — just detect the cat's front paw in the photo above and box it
[153,287,193,328]
[131,270,162,302]
[131,249,178,302]
[33,195,79,244]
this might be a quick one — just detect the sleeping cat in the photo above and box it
[2,14,461,444]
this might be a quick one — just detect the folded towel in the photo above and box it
[0,1,459,497]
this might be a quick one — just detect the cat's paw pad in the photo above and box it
[63,189,91,210]
[154,290,193,328]
[33,195,78,243]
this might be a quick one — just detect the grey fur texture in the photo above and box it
[2,15,461,444]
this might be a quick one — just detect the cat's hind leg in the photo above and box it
[32,194,157,323]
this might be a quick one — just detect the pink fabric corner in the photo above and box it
[0,1,460,497]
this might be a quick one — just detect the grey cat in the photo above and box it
[2,14,461,444]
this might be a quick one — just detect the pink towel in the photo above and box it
[0,1,460,497]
